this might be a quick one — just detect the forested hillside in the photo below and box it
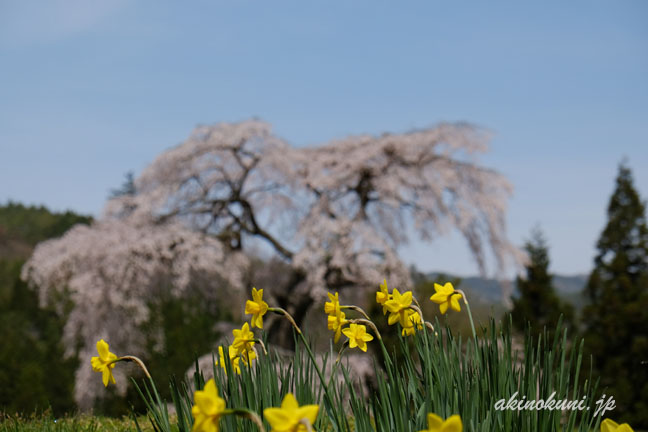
[0,202,92,414]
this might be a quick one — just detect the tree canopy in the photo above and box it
[582,163,648,427]
[510,227,574,338]
[22,120,521,407]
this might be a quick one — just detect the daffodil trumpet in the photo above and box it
[346,318,393,367]
[347,318,382,342]
[430,283,477,339]
[91,339,151,386]
[407,303,434,334]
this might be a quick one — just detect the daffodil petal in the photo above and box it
[430,293,447,304]
[358,341,367,352]
[441,415,463,432]
[97,339,110,361]
[195,392,217,416]
[427,413,444,429]
[281,393,299,411]
[296,405,319,424]
[440,302,449,314]
[388,313,400,325]
[450,295,462,312]
[401,291,413,305]
[263,407,294,430]
[102,367,112,387]
[204,379,218,398]
[190,413,207,432]
[601,419,620,432]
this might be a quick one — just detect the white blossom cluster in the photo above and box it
[22,119,520,408]
[22,215,246,408]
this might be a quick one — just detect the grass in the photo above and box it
[0,413,155,432]
[130,314,604,432]
[1,288,612,431]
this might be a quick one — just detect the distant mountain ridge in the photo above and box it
[423,271,589,310]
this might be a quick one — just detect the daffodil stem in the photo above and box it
[465,301,477,340]
[301,330,343,429]
[117,355,151,379]
[272,306,342,429]
[341,305,371,321]
[224,409,266,432]
[408,299,435,394]
[269,307,302,335]
[348,318,392,368]
[425,321,436,333]
[335,343,347,365]
[412,297,424,315]
[323,343,348,393]
[456,289,477,340]
[408,304,434,333]
[252,339,268,355]
[299,418,314,432]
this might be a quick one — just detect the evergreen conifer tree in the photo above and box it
[511,228,574,338]
[582,163,648,427]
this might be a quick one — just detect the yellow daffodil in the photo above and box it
[239,344,257,366]
[327,309,348,343]
[419,413,463,432]
[232,322,255,354]
[384,288,413,327]
[191,378,226,432]
[401,310,423,336]
[245,287,269,329]
[376,279,392,314]
[430,282,462,314]
[90,339,119,387]
[601,419,634,432]
[217,346,242,375]
[342,323,374,352]
[264,392,319,432]
[324,292,341,316]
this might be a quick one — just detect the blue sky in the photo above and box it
[1,1,647,276]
